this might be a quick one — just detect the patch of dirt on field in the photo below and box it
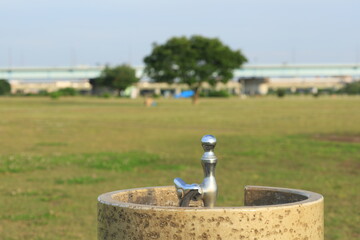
[338,160,360,175]
[314,134,360,143]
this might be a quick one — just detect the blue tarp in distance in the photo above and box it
[174,90,194,98]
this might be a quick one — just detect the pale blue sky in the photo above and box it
[1,0,359,67]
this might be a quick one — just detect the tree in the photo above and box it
[90,64,139,95]
[144,35,247,104]
[276,88,286,98]
[338,81,360,95]
[0,79,11,95]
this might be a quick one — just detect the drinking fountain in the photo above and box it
[174,135,218,208]
[98,135,324,239]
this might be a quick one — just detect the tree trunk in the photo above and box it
[192,86,200,105]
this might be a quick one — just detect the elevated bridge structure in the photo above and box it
[1,64,359,82]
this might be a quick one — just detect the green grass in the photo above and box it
[54,176,106,185]
[0,152,184,174]
[0,96,359,239]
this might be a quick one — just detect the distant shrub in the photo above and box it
[276,88,286,98]
[49,91,61,100]
[48,88,79,99]
[101,93,111,98]
[152,93,161,99]
[57,87,78,96]
[318,88,336,95]
[201,90,230,98]
[313,92,320,98]
[0,79,11,95]
[267,88,276,95]
[38,90,49,96]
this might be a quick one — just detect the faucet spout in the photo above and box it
[174,178,202,207]
[174,135,218,208]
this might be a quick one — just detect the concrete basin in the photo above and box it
[98,185,323,240]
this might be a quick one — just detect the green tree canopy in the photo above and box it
[0,79,11,95]
[90,64,139,95]
[338,81,360,95]
[144,35,247,103]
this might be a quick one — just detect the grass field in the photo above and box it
[0,96,359,240]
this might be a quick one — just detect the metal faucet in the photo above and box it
[174,135,218,208]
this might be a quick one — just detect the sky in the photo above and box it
[1,0,359,67]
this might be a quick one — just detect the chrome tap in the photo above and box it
[174,135,218,208]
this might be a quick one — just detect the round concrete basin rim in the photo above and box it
[98,185,323,211]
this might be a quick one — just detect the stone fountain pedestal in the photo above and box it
[98,185,323,240]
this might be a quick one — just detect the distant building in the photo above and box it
[238,76,353,95]
[238,77,269,95]
[10,80,91,94]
